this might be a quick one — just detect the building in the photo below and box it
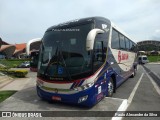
[13,43,26,59]
[0,40,16,59]
[137,40,160,55]
[0,37,41,59]
[0,37,2,48]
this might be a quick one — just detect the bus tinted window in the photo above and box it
[125,38,130,51]
[111,29,120,49]
[119,34,126,50]
[131,42,137,52]
[129,40,133,51]
[93,33,107,72]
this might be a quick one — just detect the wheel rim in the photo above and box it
[108,81,113,96]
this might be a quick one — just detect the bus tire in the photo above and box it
[107,78,114,97]
[130,69,136,78]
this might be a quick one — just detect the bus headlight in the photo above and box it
[73,82,94,91]
[81,82,94,90]
[78,95,88,103]
[86,82,94,88]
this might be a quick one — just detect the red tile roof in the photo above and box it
[15,43,26,50]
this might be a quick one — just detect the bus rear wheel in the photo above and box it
[107,78,114,97]
[130,69,136,78]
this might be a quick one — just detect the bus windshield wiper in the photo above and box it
[59,50,72,81]
[44,47,72,81]
[44,47,58,76]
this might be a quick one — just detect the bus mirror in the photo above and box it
[86,29,104,51]
[26,38,41,55]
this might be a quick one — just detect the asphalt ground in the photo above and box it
[144,64,160,77]
[0,64,160,120]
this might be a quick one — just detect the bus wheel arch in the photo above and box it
[107,74,116,97]
[130,66,136,78]
[110,74,116,93]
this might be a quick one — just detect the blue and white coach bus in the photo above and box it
[36,17,137,107]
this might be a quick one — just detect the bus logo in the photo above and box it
[118,51,129,63]
[102,24,107,29]
[118,51,121,63]
[58,67,63,74]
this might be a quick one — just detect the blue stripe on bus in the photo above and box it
[70,82,76,89]
[78,80,84,87]
[74,81,80,88]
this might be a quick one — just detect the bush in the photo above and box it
[0,67,28,78]
[0,59,30,68]
[0,66,8,74]
[13,70,28,78]
[13,64,18,68]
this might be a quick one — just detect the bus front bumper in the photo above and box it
[36,86,98,107]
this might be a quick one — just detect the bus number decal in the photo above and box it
[98,86,101,94]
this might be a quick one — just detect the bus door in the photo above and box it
[93,32,108,97]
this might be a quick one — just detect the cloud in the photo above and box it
[150,29,160,40]
[0,0,160,44]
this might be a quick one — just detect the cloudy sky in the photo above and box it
[0,0,160,44]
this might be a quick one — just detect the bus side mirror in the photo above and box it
[86,29,104,51]
[26,38,41,55]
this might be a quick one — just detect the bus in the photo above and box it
[26,38,41,72]
[30,50,39,72]
[36,17,137,107]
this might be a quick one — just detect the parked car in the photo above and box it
[17,61,30,68]
[138,55,149,64]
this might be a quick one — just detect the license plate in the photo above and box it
[52,96,61,101]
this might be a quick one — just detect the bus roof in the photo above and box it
[46,16,111,32]
[45,16,136,44]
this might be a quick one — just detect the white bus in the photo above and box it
[26,38,41,72]
[36,17,137,107]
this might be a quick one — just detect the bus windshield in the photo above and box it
[38,23,93,80]
[30,51,39,68]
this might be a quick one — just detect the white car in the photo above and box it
[138,55,149,64]
[17,61,30,68]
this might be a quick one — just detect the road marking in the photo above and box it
[127,73,144,104]
[105,97,125,101]
[145,72,160,96]
[142,66,160,95]
[112,72,144,120]
[146,73,160,95]
[112,99,128,120]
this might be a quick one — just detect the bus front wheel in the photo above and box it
[107,78,114,97]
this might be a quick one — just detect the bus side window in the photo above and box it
[119,34,126,50]
[111,29,120,49]
[94,41,103,62]
[125,38,130,51]
[129,40,133,51]
[93,41,104,72]
[93,31,108,72]
[132,42,137,52]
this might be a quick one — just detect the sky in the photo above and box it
[0,0,160,44]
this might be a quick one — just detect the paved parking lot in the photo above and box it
[145,64,160,77]
[0,64,160,120]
